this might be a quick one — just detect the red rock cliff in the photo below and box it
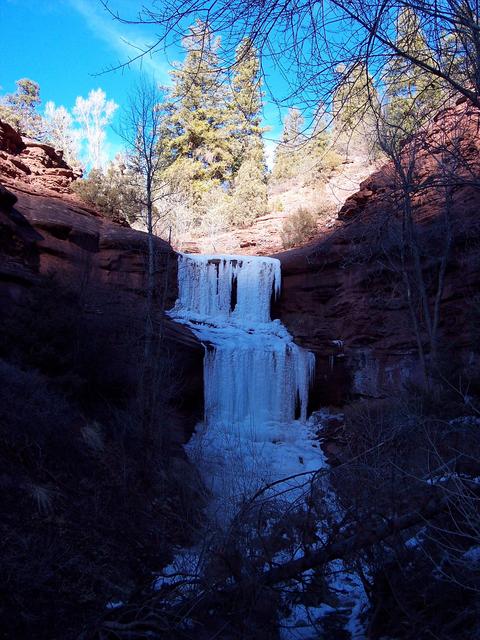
[4,103,479,412]
[275,100,480,404]
[0,121,203,437]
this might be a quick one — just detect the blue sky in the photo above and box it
[0,0,283,163]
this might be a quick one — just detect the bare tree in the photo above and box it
[73,88,118,170]
[119,78,170,359]
[371,99,478,386]
[96,405,480,639]
[89,4,480,637]
[101,1,480,115]
[118,78,177,467]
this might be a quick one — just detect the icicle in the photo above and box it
[168,253,315,430]
[173,254,281,324]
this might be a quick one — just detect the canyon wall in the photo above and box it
[275,100,480,405]
[3,98,480,414]
[0,121,203,439]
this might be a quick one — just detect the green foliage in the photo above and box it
[441,30,473,91]
[198,185,233,235]
[273,106,340,184]
[165,21,233,203]
[0,78,43,138]
[158,23,268,231]
[281,207,318,248]
[230,38,265,171]
[273,108,305,180]
[384,8,444,134]
[321,146,343,171]
[72,160,140,223]
[304,109,329,153]
[229,148,268,226]
[227,38,267,225]
[303,108,342,178]
[331,63,381,159]
[333,63,378,135]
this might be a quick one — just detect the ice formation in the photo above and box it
[164,258,367,638]
[169,253,315,430]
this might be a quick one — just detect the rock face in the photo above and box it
[3,100,480,412]
[274,100,480,404]
[0,121,82,195]
[0,121,203,439]
[170,154,379,256]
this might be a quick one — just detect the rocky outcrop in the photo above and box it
[275,100,480,404]
[172,156,379,256]
[4,98,480,412]
[0,122,203,439]
[0,121,82,195]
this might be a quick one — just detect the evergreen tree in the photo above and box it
[230,39,265,170]
[283,107,305,148]
[302,105,332,176]
[165,20,232,206]
[272,107,305,179]
[332,63,379,158]
[384,8,444,133]
[333,63,376,135]
[228,38,267,224]
[72,157,140,224]
[273,105,339,183]
[230,145,267,226]
[0,78,43,138]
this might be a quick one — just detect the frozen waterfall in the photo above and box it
[168,253,315,430]
[161,255,361,640]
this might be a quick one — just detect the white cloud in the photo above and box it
[68,0,170,82]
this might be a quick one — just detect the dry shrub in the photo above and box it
[337,396,480,640]
[281,207,318,248]
[322,146,343,171]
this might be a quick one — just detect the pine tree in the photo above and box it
[283,108,305,148]
[384,8,444,133]
[272,108,305,180]
[230,39,265,170]
[333,63,377,135]
[228,38,267,224]
[165,20,233,206]
[0,78,43,138]
[302,105,332,176]
[230,145,267,226]
[331,63,380,159]
[72,158,140,223]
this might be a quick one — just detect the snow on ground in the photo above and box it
[186,414,325,526]
[275,413,369,640]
